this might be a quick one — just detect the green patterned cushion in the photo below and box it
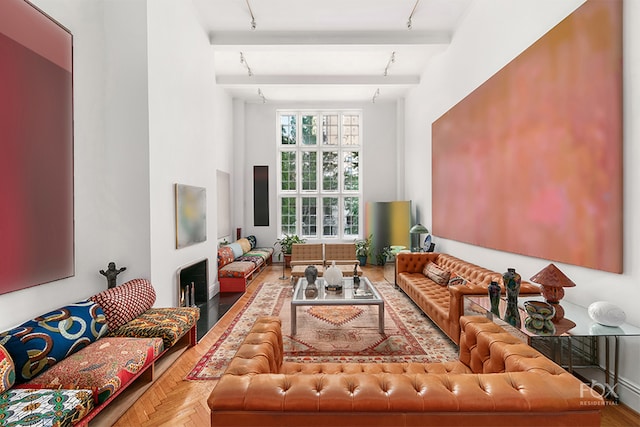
[0,388,94,427]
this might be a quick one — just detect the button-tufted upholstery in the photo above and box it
[395,252,541,344]
[208,316,602,426]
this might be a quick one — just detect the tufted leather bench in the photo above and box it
[208,316,603,427]
[395,252,541,344]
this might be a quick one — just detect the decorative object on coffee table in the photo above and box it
[324,261,343,292]
[487,280,501,317]
[304,265,318,284]
[304,265,319,298]
[524,300,556,335]
[99,262,126,289]
[588,301,626,327]
[530,263,576,321]
[353,263,360,289]
[502,268,521,328]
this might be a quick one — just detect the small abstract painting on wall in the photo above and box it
[175,184,207,249]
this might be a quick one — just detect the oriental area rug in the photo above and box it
[186,281,458,380]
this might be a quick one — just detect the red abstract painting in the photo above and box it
[432,0,622,273]
[0,0,74,294]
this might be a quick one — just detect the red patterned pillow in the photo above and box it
[423,262,451,286]
[90,279,156,330]
[217,246,235,268]
[0,344,15,392]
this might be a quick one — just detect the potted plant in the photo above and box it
[376,245,393,266]
[355,234,373,266]
[274,234,305,267]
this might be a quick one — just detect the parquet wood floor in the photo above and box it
[108,264,638,427]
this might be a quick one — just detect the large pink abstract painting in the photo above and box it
[432,0,622,273]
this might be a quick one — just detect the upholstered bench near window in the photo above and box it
[218,237,274,292]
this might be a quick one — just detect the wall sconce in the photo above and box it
[409,223,429,252]
[530,263,576,321]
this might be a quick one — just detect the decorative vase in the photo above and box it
[304,265,319,298]
[502,268,521,328]
[353,263,360,289]
[324,260,343,292]
[488,280,501,317]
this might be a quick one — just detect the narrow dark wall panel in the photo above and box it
[254,166,269,226]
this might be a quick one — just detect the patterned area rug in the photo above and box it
[186,281,458,380]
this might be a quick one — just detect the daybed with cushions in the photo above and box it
[207,316,603,426]
[0,278,199,426]
[395,252,541,344]
[218,236,274,292]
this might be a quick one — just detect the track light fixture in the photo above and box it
[245,0,256,31]
[407,0,420,30]
[383,52,396,77]
[240,52,253,77]
[372,88,380,104]
[258,89,267,103]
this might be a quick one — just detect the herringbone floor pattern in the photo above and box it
[109,265,637,427]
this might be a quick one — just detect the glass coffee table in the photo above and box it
[291,276,384,335]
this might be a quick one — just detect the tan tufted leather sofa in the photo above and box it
[208,316,602,427]
[395,252,541,344]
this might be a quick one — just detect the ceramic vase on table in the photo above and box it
[304,265,318,298]
[324,260,343,292]
[502,268,521,328]
[488,280,501,317]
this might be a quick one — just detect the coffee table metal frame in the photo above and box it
[291,276,384,335]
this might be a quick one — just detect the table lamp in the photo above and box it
[409,223,429,252]
[529,263,576,321]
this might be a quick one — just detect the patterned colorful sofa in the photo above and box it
[0,279,199,426]
[218,236,273,292]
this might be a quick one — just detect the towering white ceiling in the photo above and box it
[192,0,472,102]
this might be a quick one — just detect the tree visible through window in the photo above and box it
[277,111,362,240]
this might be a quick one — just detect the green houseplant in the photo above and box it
[355,234,373,266]
[376,245,393,266]
[274,234,305,267]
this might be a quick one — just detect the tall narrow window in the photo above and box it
[277,110,362,240]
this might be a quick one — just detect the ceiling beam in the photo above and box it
[209,31,451,49]
[215,75,420,86]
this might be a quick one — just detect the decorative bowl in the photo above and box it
[523,300,555,320]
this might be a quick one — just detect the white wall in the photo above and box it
[147,0,233,302]
[239,100,399,258]
[404,0,640,410]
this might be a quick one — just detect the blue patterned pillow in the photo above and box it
[0,301,107,383]
[247,235,257,249]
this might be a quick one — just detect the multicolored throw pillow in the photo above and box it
[236,238,252,254]
[217,246,235,268]
[0,301,107,384]
[423,262,451,286]
[448,271,468,287]
[0,344,15,392]
[90,278,156,331]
